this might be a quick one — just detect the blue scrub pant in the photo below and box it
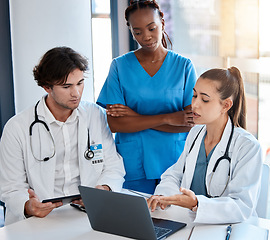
[123,178,160,195]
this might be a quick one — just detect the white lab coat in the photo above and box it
[154,118,263,224]
[0,99,125,225]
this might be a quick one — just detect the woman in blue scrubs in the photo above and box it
[97,0,197,194]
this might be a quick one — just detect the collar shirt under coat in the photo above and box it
[154,118,263,224]
[0,96,125,225]
[39,97,80,197]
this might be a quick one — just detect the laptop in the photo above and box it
[78,185,186,240]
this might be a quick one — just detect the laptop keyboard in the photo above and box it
[154,226,172,239]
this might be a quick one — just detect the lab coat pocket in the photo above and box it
[116,141,143,180]
[164,89,184,110]
[92,162,104,174]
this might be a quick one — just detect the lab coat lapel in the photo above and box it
[205,118,232,193]
[34,100,56,197]
[77,108,88,181]
[182,126,207,189]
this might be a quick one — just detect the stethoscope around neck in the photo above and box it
[184,116,234,198]
[29,100,94,161]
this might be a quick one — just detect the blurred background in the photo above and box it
[1,0,270,225]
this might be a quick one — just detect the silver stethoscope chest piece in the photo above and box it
[30,100,95,162]
[84,129,94,160]
[84,149,94,160]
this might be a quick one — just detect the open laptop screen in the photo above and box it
[79,186,186,240]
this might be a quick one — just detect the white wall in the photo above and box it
[9,0,94,113]
[117,0,129,56]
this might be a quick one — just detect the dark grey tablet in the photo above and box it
[42,194,81,205]
[79,186,186,240]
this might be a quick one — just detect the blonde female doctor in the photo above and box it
[147,67,263,224]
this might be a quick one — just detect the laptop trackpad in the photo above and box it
[152,217,187,239]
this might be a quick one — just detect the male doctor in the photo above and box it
[0,47,125,225]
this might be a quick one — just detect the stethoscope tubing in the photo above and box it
[29,101,56,161]
[186,116,234,197]
[29,100,94,161]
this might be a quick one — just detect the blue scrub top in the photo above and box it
[97,50,197,181]
[190,133,217,196]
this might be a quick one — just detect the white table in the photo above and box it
[0,194,269,240]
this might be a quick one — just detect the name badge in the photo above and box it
[90,144,104,164]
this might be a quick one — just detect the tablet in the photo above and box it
[42,194,81,205]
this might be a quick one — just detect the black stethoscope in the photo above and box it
[84,132,94,160]
[29,100,94,161]
[184,116,234,197]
